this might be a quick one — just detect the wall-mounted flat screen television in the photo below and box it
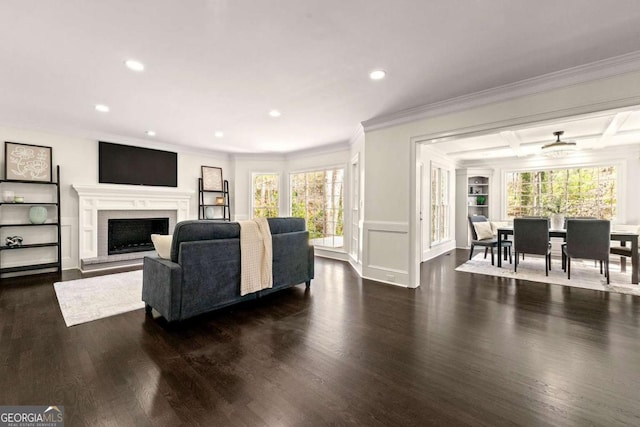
[99,141,178,187]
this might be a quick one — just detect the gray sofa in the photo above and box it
[142,217,314,322]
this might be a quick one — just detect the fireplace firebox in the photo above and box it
[108,218,169,255]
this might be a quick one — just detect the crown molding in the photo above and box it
[285,141,350,160]
[229,141,350,162]
[230,152,286,162]
[362,50,640,132]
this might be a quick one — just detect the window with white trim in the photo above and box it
[430,165,450,244]
[505,166,617,219]
[252,173,279,218]
[290,168,344,248]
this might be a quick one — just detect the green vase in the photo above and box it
[28,206,48,224]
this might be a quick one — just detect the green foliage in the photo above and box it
[546,195,565,214]
[506,166,616,219]
[290,168,344,246]
[253,174,279,218]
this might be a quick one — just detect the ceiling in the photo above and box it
[429,108,640,161]
[2,1,640,154]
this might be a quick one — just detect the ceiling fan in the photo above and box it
[541,130,577,157]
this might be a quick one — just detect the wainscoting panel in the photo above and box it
[362,221,410,286]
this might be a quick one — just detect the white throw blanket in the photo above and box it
[238,218,273,296]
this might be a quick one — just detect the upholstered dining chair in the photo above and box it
[513,218,552,275]
[562,219,611,284]
[563,216,596,229]
[468,215,512,265]
[560,217,598,271]
[518,216,549,260]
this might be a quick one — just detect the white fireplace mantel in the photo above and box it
[72,184,194,260]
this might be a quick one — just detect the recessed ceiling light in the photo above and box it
[95,104,110,113]
[146,130,156,137]
[369,70,386,80]
[214,131,224,138]
[269,110,282,118]
[125,59,145,72]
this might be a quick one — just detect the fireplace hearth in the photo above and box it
[108,218,169,255]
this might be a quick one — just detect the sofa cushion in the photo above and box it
[171,221,241,262]
[267,217,306,234]
[151,234,173,259]
[170,218,307,262]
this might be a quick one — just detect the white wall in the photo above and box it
[362,126,412,286]
[363,69,640,288]
[0,124,353,272]
[625,156,640,224]
[0,125,230,270]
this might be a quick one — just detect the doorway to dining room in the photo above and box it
[409,104,640,287]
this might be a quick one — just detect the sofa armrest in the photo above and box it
[142,256,183,322]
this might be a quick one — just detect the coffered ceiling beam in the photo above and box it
[599,111,633,146]
[499,131,525,157]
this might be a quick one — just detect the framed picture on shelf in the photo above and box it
[4,141,53,182]
[201,166,223,191]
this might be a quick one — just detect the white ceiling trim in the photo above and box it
[230,153,286,162]
[362,50,640,132]
[458,143,640,169]
[230,140,350,163]
[408,97,640,154]
[285,141,351,160]
[499,131,524,157]
[599,111,633,147]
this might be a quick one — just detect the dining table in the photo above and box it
[496,227,639,284]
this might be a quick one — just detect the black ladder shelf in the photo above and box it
[198,178,231,221]
[0,165,62,277]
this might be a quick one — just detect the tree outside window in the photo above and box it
[506,166,617,219]
[253,174,279,218]
[290,168,344,248]
[430,166,449,244]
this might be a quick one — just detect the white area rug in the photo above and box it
[456,254,640,296]
[54,270,144,327]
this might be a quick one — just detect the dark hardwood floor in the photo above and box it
[2,250,640,426]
